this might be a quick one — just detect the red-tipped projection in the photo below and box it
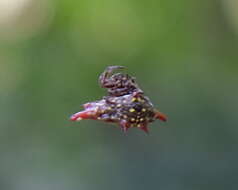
[155,111,167,122]
[70,111,89,121]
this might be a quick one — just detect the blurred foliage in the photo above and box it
[0,0,238,189]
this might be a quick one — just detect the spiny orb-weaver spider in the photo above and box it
[70,66,167,133]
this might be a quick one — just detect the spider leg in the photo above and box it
[106,65,125,72]
[132,91,144,97]
[99,66,125,88]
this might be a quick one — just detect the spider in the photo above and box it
[70,66,167,133]
[98,66,143,97]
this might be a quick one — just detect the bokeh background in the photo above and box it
[1,0,238,189]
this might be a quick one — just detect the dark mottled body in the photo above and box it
[70,66,167,133]
[103,94,156,124]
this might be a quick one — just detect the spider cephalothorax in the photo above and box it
[99,66,143,97]
[70,66,167,133]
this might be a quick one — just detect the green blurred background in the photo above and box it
[1,0,238,189]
